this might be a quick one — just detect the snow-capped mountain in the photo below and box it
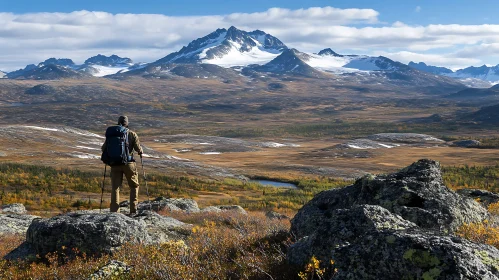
[0,26,473,92]
[0,70,6,78]
[300,49,412,74]
[409,61,499,87]
[8,55,137,79]
[79,54,135,77]
[449,65,499,83]
[155,26,287,67]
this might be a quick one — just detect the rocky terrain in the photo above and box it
[2,159,499,279]
[289,159,499,279]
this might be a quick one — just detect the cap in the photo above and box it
[118,116,129,126]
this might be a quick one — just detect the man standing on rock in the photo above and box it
[101,116,143,214]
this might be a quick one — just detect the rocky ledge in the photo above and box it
[6,210,191,260]
[289,159,499,279]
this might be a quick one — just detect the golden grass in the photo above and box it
[0,211,299,280]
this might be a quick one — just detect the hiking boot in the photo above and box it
[127,212,137,218]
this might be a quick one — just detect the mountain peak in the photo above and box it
[155,26,287,66]
[84,54,133,66]
[409,61,428,67]
[318,48,342,57]
[408,61,453,75]
[39,58,75,67]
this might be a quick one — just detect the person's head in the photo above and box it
[118,116,129,127]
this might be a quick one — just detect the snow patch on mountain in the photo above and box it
[304,54,367,74]
[410,61,499,86]
[83,65,131,77]
[0,71,5,78]
[196,32,228,59]
[448,66,499,84]
[203,39,281,67]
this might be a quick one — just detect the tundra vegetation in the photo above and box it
[1,162,499,279]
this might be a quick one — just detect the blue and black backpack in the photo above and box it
[101,125,131,166]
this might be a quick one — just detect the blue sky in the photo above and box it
[2,0,497,24]
[0,1,498,71]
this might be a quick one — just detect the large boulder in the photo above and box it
[288,159,498,279]
[0,213,40,235]
[291,159,487,238]
[24,211,191,257]
[289,205,499,279]
[1,203,27,214]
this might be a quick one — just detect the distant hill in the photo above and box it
[448,84,499,99]
[408,62,453,75]
[8,64,90,80]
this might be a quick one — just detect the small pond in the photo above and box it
[249,180,298,189]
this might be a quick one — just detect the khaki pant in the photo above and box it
[110,162,140,213]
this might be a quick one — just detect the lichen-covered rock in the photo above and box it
[457,189,499,207]
[201,205,247,215]
[288,205,417,265]
[291,159,488,238]
[1,203,27,214]
[288,159,498,279]
[288,205,499,279]
[24,211,191,257]
[88,260,131,280]
[138,197,200,213]
[133,211,192,243]
[0,214,40,235]
[265,211,290,220]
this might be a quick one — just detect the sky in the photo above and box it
[1,0,498,71]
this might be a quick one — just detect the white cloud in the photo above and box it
[415,6,422,13]
[0,7,498,71]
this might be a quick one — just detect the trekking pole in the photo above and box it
[140,155,151,211]
[100,165,107,213]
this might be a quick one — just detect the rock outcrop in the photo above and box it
[289,159,497,279]
[21,211,191,258]
[0,213,40,235]
[291,159,487,238]
[1,203,27,214]
[457,189,499,207]
[138,197,200,213]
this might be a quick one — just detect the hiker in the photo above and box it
[101,116,143,214]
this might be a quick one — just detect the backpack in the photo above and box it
[101,125,131,166]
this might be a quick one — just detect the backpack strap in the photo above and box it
[124,128,129,148]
